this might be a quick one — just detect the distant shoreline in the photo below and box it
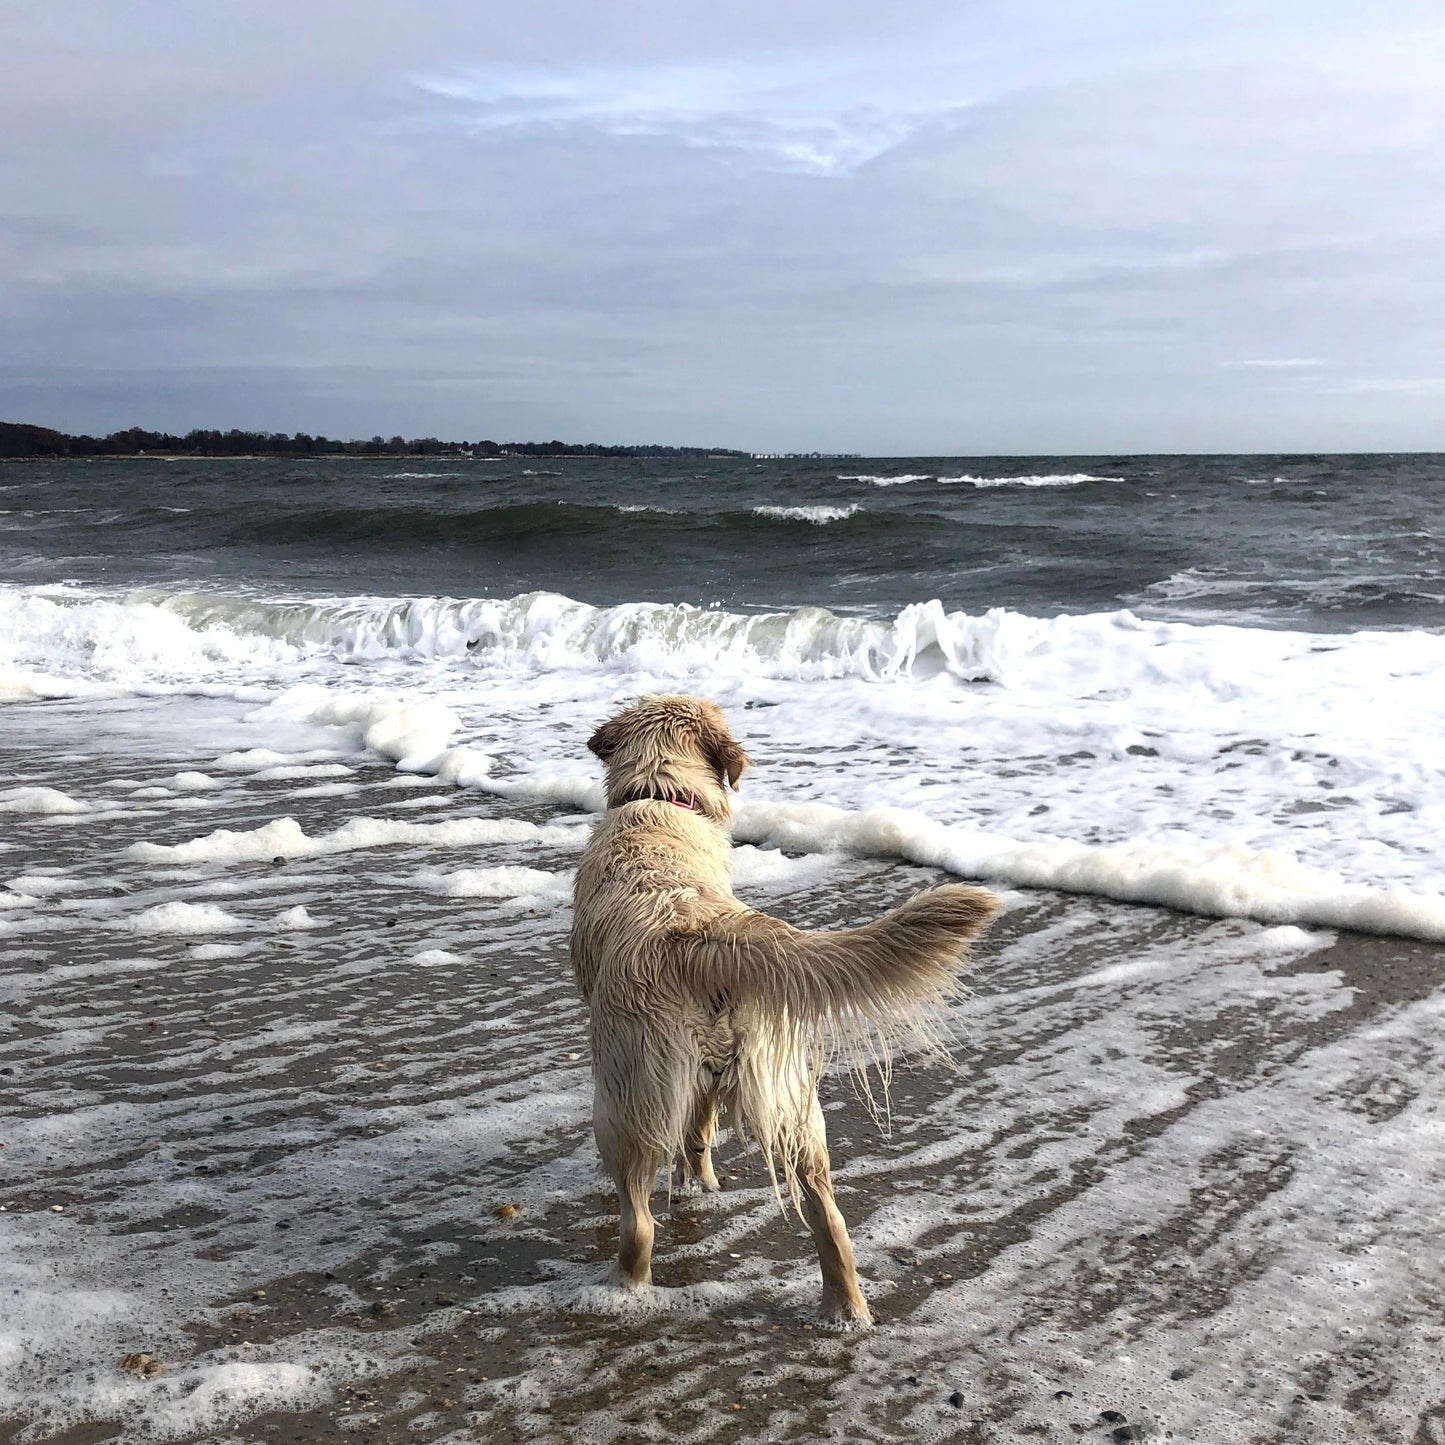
[0,421,754,463]
[0,452,754,463]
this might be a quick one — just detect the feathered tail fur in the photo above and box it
[684,883,1000,1151]
[686,883,999,1037]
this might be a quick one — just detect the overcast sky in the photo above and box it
[3,1,1444,453]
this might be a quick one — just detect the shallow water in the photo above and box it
[3,708,1444,1443]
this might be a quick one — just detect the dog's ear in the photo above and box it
[588,716,625,763]
[697,711,750,791]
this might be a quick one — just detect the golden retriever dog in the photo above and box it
[569,694,999,1324]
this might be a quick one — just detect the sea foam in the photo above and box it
[751,504,860,523]
[732,799,1445,942]
[7,582,1444,940]
[938,472,1122,486]
[0,786,89,815]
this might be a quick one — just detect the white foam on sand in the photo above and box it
[728,844,846,892]
[479,772,604,812]
[242,690,493,786]
[5,874,88,897]
[0,955,166,1005]
[381,793,458,810]
[249,763,354,782]
[847,983,1445,1443]
[0,1212,390,1441]
[410,947,465,966]
[125,814,590,867]
[169,771,219,791]
[274,905,320,929]
[731,798,1445,941]
[212,748,343,773]
[40,895,327,942]
[0,786,89,814]
[411,865,570,901]
[120,901,246,935]
[293,695,461,769]
[1254,923,1337,953]
[0,1061,595,1439]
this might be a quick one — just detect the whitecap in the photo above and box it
[937,472,1122,487]
[837,474,930,486]
[751,504,861,523]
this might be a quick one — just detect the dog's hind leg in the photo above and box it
[680,1092,721,1192]
[792,1098,872,1326]
[614,1157,661,1289]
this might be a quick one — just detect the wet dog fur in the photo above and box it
[569,694,1000,1323]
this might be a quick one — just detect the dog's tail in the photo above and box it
[682,883,1000,1207]
[683,883,1001,1062]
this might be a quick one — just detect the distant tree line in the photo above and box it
[0,422,746,460]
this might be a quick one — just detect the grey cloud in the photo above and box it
[4,1,1445,450]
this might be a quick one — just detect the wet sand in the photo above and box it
[3,708,1445,1444]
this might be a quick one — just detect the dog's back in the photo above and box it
[571,798,736,1005]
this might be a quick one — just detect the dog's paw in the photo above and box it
[671,1167,722,1194]
[611,1265,654,1292]
[820,1297,875,1329]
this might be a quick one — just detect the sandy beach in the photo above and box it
[3,695,1444,1445]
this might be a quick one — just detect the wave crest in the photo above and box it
[938,473,1122,487]
[837,474,930,486]
[0,585,1050,686]
[751,504,860,524]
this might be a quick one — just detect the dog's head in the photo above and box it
[588,694,750,820]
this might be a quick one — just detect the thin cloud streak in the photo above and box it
[1226,359,1328,369]
[410,50,975,175]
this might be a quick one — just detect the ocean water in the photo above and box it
[3,453,1444,936]
[3,453,1445,1442]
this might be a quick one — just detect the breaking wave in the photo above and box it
[751,505,861,524]
[938,473,1123,487]
[837,474,931,486]
[6,582,1445,942]
[0,585,1052,686]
